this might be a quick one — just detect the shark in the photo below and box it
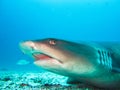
[19,38,120,88]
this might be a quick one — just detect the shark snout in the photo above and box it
[21,41,35,47]
[19,41,36,54]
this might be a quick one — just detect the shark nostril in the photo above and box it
[24,41,36,49]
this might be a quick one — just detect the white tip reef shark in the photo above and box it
[19,38,120,89]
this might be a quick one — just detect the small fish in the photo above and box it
[17,59,30,65]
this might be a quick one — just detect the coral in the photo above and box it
[0,71,98,90]
[2,77,11,81]
[19,83,30,88]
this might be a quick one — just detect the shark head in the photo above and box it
[19,38,97,77]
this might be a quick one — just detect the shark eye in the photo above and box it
[49,39,56,45]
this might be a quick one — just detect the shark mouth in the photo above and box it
[32,52,63,64]
[32,53,53,61]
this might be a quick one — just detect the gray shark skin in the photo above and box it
[19,38,120,89]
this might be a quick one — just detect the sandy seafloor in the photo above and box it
[0,71,102,90]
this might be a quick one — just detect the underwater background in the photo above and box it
[0,0,120,71]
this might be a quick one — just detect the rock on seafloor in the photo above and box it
[0,71,98,90]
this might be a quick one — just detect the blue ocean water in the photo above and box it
[0,0,120,71]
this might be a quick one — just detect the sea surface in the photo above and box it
[0,0,120,89]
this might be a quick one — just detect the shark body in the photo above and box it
[19,38,120,88]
